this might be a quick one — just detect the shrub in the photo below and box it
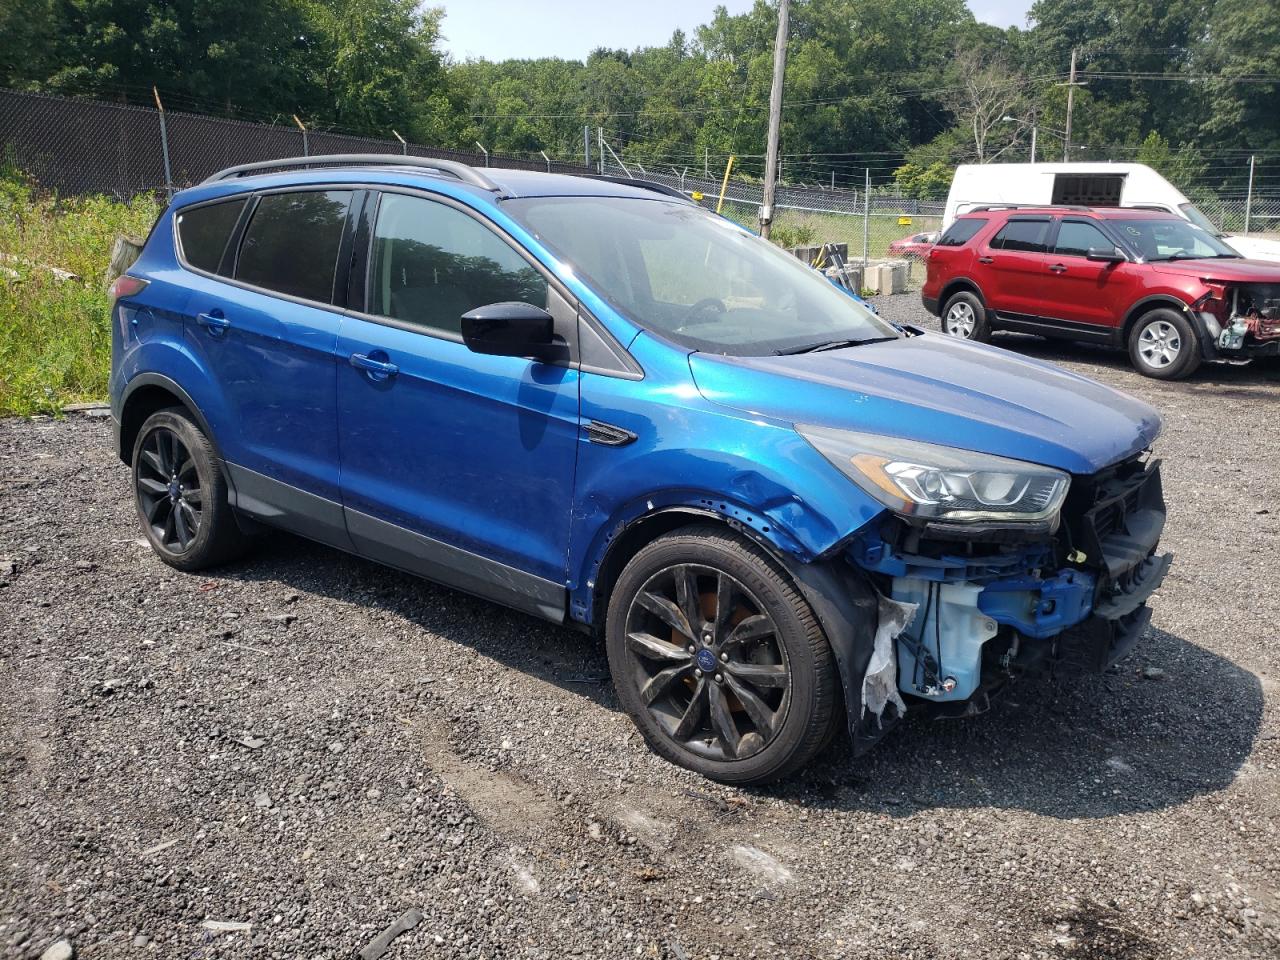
[0,173,160,416]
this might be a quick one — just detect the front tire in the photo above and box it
[606,525,838,785]
[132,407,249,571]
[1128,308,1201,380]
[940,290,992,342]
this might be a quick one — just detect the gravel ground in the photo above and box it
[2,299,1279,960]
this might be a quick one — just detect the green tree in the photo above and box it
[893,160,953,198]
[38,0,315,116]
[298,0,446,135]
[1133,131,1208,193]
[1194,0,1280,153]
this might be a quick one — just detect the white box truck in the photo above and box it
[943,162,1280,263]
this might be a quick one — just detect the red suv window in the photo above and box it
[937,218,986,247]
[990,218,1051,252]
[1054,220,1113,258]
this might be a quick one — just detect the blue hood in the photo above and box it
[688,333,1161,475]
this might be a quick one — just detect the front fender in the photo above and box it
[570,332,887,625]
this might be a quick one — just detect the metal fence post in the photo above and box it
[293,115,308,156]
[392,129,407,155]
[152,87,173,197]
[1245,155,1255,234]
[862,168,870,267]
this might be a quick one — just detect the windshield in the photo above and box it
[505,196,898,356]
[1111,217,1240,262]
[1178,202,1220,234]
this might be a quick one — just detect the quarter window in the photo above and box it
[235,191,353,303]
[937,218,986,247]
[368,193,546,336]
[1054,220,1113,258]
[177,198,246,274]
[991,219,1050,253]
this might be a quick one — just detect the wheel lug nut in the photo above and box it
[714,673,723,683]
[720,652,728,662]
[687,645,695,654]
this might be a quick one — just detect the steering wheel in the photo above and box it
[675,297,727,330]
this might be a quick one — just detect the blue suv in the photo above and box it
[109,155,1172,784]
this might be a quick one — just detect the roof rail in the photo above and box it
[202,154,503,193]
[966,203,1094,213]
[580,174,695,204]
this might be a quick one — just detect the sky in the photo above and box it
[439,0,1036,63]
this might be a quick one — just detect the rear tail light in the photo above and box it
[109,274,149,301]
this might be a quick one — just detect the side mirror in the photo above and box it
[460,301,555,358]
[1086,246,1126,264]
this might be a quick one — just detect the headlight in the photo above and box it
[798,424,1069,523]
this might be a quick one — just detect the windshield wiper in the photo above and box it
[775,336,897,355]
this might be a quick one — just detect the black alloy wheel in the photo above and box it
[136,425,203,552]
[606,525,839,785]
[131,407,249,571]
[623,563,790,762]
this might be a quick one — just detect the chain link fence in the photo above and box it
[0,89,589,198]
[5,86,1273,291]
[1192,194,1280,236]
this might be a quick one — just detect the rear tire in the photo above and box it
[606,524,838,785]
[132,407,249,571]
[940,290,992,343]
[1128,308,1201,380]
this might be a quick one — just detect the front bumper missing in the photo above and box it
[851,455,1172,739]
[1195,311,1280,361]
[1056,456,1172,671]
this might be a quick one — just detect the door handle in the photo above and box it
[978,256,994,264]
[196,311,231,334]
[349,352,399,380]
[1049,263,1068,273]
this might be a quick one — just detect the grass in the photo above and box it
[718,201,941,263]
[0,170,160,416]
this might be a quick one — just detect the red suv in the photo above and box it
[922,206,1280,379]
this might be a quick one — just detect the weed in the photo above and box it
[0,171,160,415]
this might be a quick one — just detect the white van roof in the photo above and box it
[944,162,1191,227]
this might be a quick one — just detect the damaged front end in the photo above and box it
[844,451,1172,754]
[1196,282,1280,360]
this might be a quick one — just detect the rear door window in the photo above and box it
[937,218,986,247]
[1054,220,1113,258]
[235,191,354,303]
[991,218,1051,253]
[176,198,246,274]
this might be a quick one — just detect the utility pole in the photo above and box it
[1245,155,1256,233]
[759,0,790,240]
[705,146,709,179]
[597,127,604,175]
[1063,47,1079,163]
[1030,125,1037,164]
[584,125,591,169]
